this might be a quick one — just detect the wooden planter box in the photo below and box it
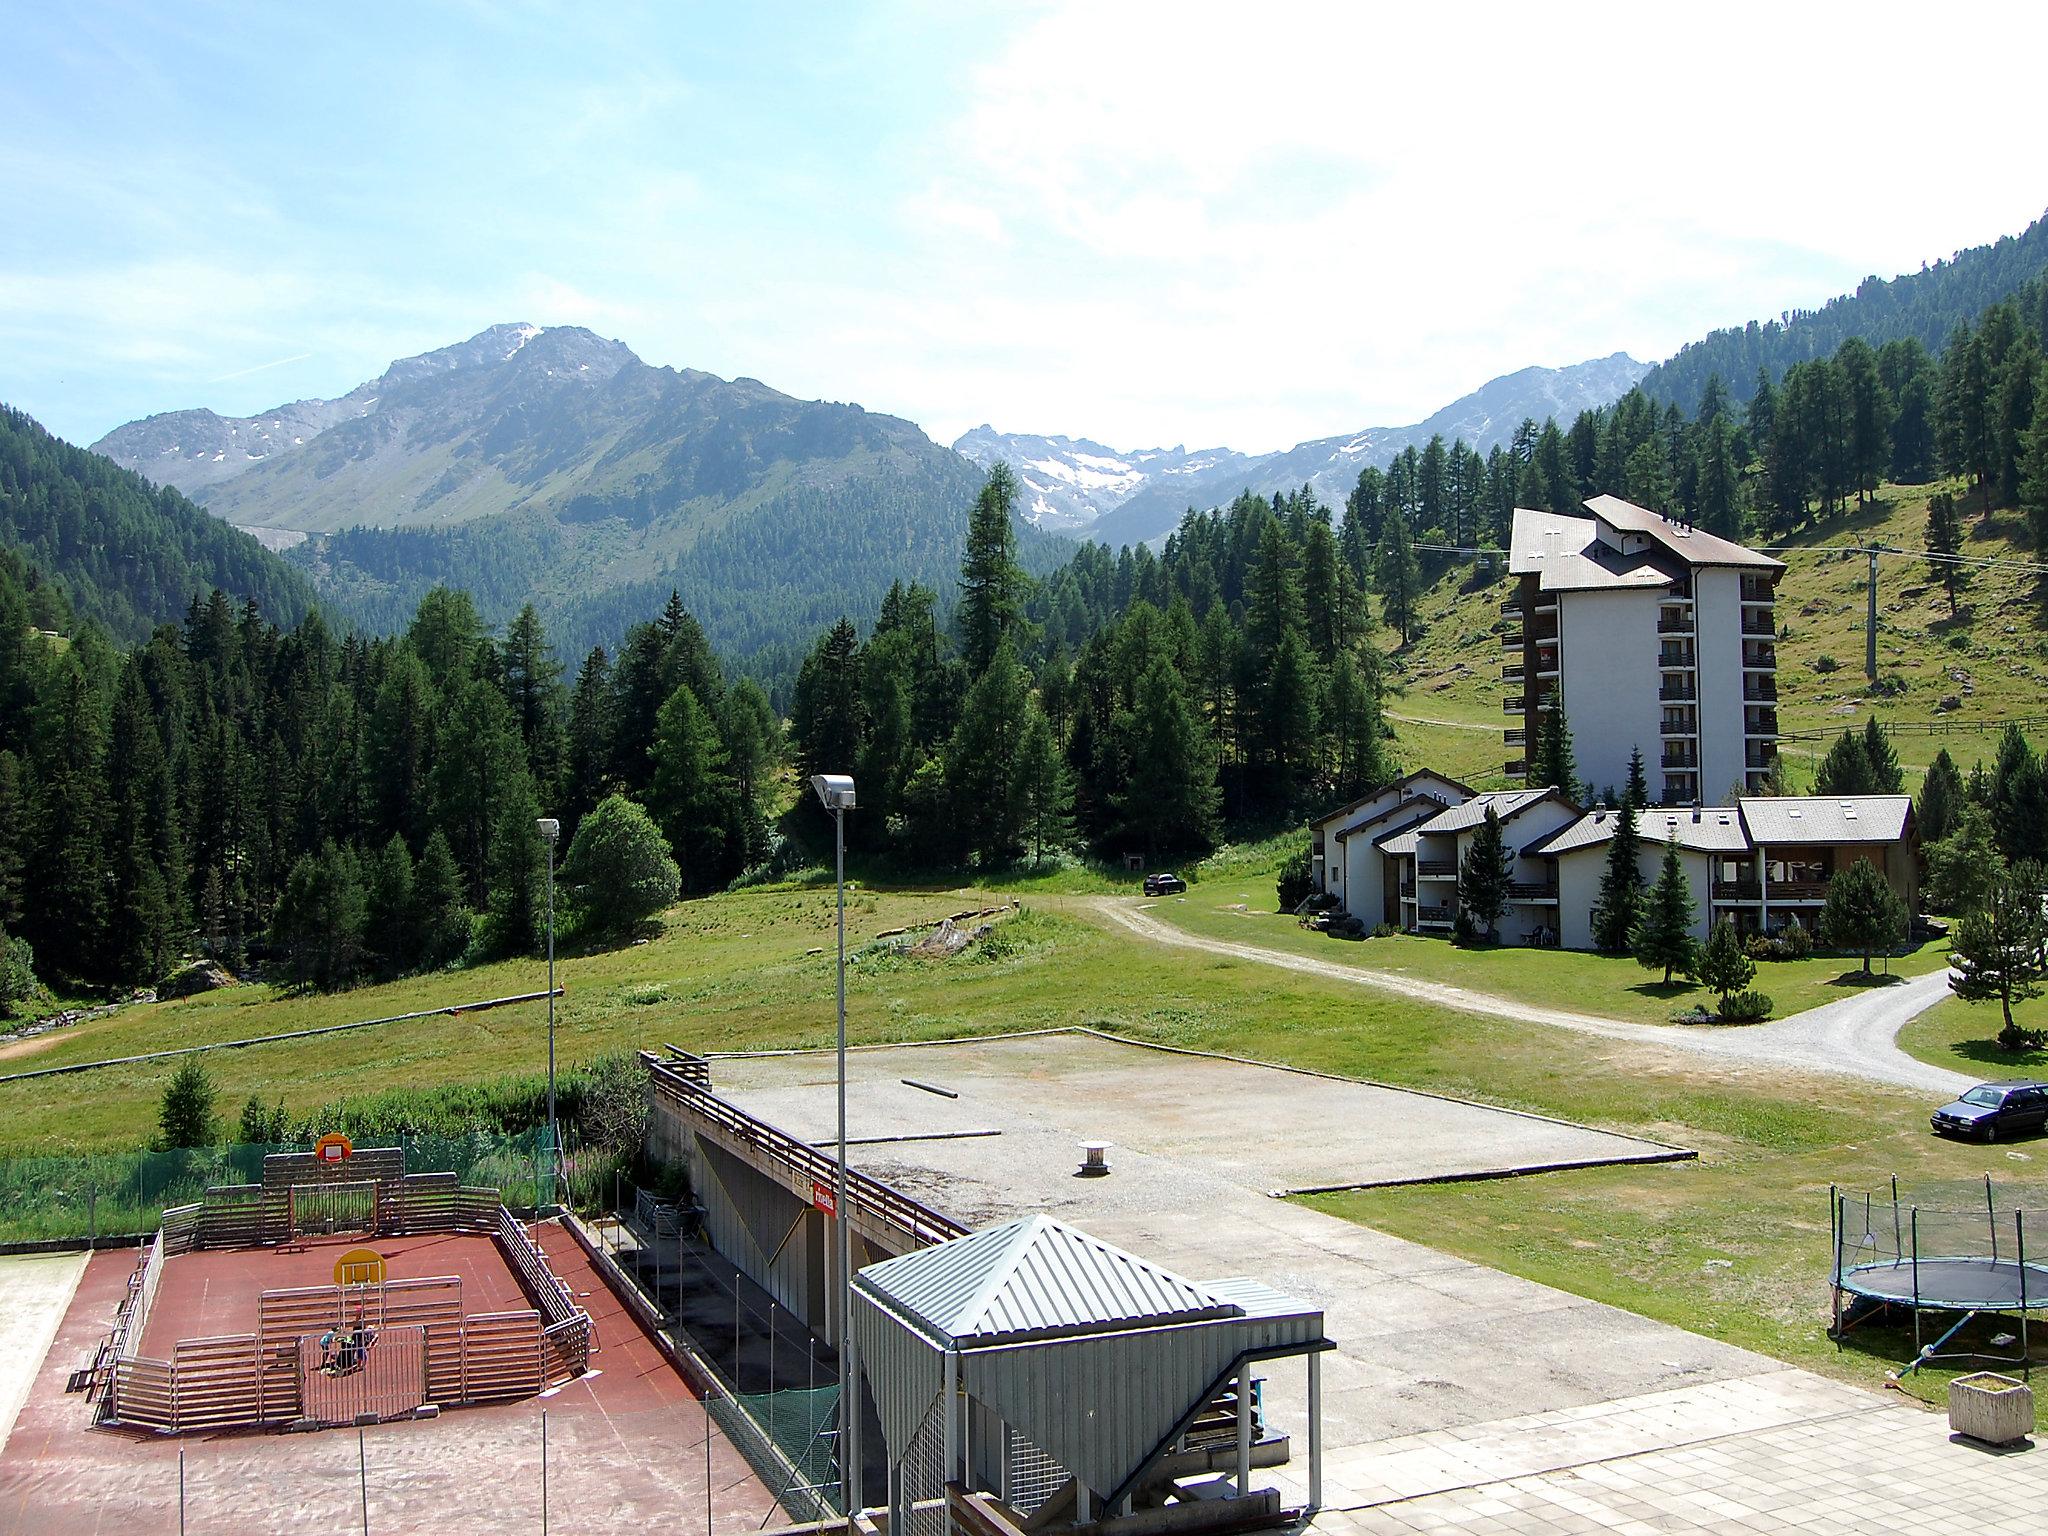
[1948,1372,2034,1445]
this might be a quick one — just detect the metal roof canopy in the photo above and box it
[852,1215,1329,1520]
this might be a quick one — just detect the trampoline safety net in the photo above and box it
[1832,1184,2048,1314]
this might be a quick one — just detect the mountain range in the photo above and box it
[954,352,1646,546]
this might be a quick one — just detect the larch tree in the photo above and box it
[959,464,1024,677]
[1924,491,1968,616]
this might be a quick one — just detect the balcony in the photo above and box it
[1499,597,1523,619]
[1742,613,1775,637]
[1712,881,1762,902]
[1768,880,1830,902]
[1417,859,1459,877]
[1746,709,1778,736]
[1661,715,1697,737]
[1505,759,1527,780]
[1500,629,1524,649]
[1655,616,1692,635]
[1416,905,1455,928]
[1659,651,1696,671]
[1502,664,1525,683]
[1744,644,1776,670]
[1741,576,1775,603]
[1534,652,1560,677]
[1662,749,1699,770]
[1746,743,1776,770]
[1506,881,1559,902]
[1659,682,1697,702]
[1743,678,1777,702]
[1503,728,1526,747]
[1399,881,1415,897]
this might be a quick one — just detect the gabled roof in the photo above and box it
[1312,768,1474,832]
[1408,787,1574,837]
[1525,805,1749,858]
[854,1215,1240,1347]
[1333,792,1451,843]
[1738,795,1912,846]
[1584,495,1784,573]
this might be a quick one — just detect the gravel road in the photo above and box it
[1092,899,1973,1096]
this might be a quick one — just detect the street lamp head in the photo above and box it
[809,773,856,811]
[536,817,560,845]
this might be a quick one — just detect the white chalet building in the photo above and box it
[1504,496,1783,806]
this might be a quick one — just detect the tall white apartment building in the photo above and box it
[1504,496,1781,807]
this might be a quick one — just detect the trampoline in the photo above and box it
[1831,1177,2045,1373]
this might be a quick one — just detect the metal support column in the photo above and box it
[942,1348,957,1536]
[1307,1352,1323,1511]
[1235,1369,1252,1496]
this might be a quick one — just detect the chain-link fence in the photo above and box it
[0,1130,629,1245]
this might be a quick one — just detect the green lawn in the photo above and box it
[1897,990,2048,1081]
[1149,893,1950,1025]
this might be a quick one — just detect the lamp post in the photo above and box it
[537,816,560,1214]
[808,773,857,1520]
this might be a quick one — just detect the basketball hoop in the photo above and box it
[314,1133,353,1165]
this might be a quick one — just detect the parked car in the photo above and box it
[1930,1081,2048,1142]
[1142,873,1187,896]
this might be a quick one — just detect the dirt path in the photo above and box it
[1088,899,1971,1095]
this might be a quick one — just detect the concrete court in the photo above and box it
[0,1225,782,1536]
[0,1253,85,1457]
[710,1032,1757,1451]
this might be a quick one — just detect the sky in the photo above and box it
[4,1,2046,456]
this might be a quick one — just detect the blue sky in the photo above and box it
[5,1,2046,455]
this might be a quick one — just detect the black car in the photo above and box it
[1142,873,1187,896]
[1931,1081,2048,1142]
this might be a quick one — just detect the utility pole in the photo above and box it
[1865,548,1878,685]
[537,817,561,1213]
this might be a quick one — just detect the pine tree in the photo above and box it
[1631,842,1697,984]
[1860,719,1903,795]
[1819,857,1908,975]
[158,1059,217,1148]
[1924,804,2004,915]
[944,636,1033,864]
[2022,381,2048,561]
[1813,730,1875,796]
[1917,749,1968,845]
[1590,802,1643,953]
[1696,917,1756,1012]
[500,603,566,797]
[1924,491,1968,616]
[1323,650,1391,800]
[1625,746,1649,812]
[649,684,734,890]
[959,464,1024,677]
[1016,706,1074,863]
[410,830,471,969]
[1950,864,2048,1050]
[1373,515,1421,645]
[1456,805,1513,941]
[791,618,864,785]
[1115,656,1220,856]
[483,777,547,955]
[1531,692,1577,796]
[365,834,415,977]
[432,674,527,905]
[1989,725,2048,865]
[564,646,616,828]
[1264,628,1321,809]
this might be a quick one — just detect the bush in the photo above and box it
[0,930,45,1018]
[1814,655,1839,673]
[158,1060,218,1149]
[1275,847,1314,912]
[1371,922,1400,938]
[1744,916,1813,961]
[561,795,681,938]
[1717,989,1775,1023]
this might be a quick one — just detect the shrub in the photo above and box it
[561,795,680,938]
[1814,655,1839,673]
[158,1060,218,1149]
[1717,989,1774,1023]
[1371,922,1400,938]
[1778,914,1812,958]
[1275,847,1314,912]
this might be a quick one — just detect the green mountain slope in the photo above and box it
[0,405,317,641]
[92,323,1051,665]
[1638,211,2048,415]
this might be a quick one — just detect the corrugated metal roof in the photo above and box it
[1525,806,1749,858]
[1738,795,1912,846]
[855,1215,1239,1346]
[1409,788,1562,836]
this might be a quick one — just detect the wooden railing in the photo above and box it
[1506,881,1558,900]
[1416,859,1457,876]
[645,1053,967,1247]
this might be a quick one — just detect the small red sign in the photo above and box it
[812,1179,837,1217]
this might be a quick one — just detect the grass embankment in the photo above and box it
[1899,991,2048,1081]
[1157,890,1950,1025]
[1382,477,2048,792]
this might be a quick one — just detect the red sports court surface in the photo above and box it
[139,1230,532,1356]
[0,1223,784,1536]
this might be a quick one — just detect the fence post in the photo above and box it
[179,1447,186,1536]
[359,1427,370,1536]
[542,1408,550,1536]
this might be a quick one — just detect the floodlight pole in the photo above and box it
[538,817,561,1215]
[810,775,858,1523]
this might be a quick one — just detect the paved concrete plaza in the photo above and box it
[715,1032,2048,1532]
[0,1253,86,1457]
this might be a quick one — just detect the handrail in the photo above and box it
[644,1054,966,1246]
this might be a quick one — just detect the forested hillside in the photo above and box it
[1638,212,2048,415]
[0,406,317,642]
